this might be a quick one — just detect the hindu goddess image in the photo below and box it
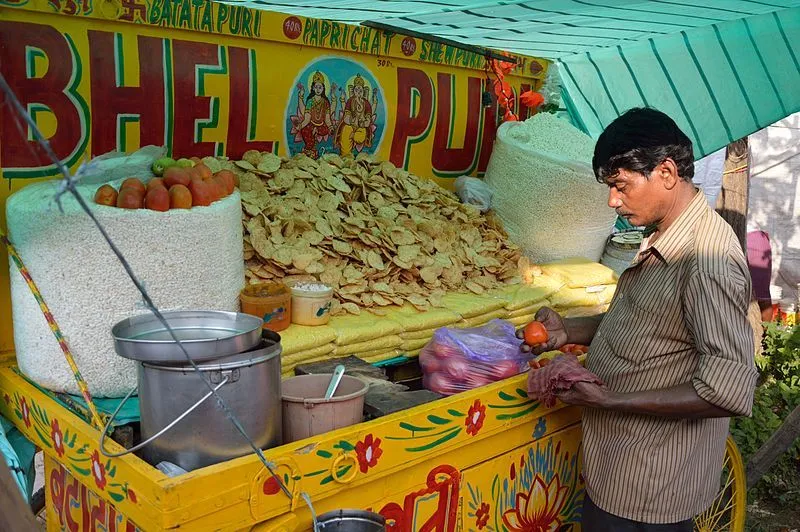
[290,71,338,158]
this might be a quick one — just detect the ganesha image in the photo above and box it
[334,74,380,158]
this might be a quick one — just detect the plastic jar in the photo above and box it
[239,282,292,332]
[288,282,334,326]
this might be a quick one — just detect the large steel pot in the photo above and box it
[101,327,282,472]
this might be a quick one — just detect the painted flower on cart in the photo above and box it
[465,399,486,436]
[355,434,383,473]
[90,450,107,490]
[20,397,31,428]
[475,502,490,529]
[502,475,568,532]
[50,419,65,457]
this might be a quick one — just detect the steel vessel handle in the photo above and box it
[99,374,230,458]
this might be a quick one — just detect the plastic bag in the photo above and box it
[79,145,166,185]
[454,176,493,213]
[420,319,529,396]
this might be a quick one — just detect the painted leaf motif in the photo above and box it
[426,415,451,425]
[316,449,333,459]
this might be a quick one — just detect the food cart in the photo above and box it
[0,1,746,530]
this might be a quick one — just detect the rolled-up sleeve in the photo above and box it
[684,269,758,416]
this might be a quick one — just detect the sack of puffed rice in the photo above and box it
[484,113,616,263]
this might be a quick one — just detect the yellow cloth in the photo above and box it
[281,343,336,365]
[441,292,506,319]
[551,284,616,308]
[402,337,431,351]
[508,301,550,319]
[383,304,460,332]
[493,283,557,310]
[507,315,534,327]
[458,309,509,328]
[400,328,439,340]
[279,325,337,355]
[359,350,401,363]
[541,258,617,289]
[328,314,403,345]
[333,335,402,355]
[402,348,423,358]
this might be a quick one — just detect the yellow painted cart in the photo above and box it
[0,1,745,530]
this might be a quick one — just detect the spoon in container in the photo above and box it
[324,365,346,399]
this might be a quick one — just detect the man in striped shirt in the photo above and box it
[526,108,758,530]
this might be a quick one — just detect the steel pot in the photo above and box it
[101,330,282,471]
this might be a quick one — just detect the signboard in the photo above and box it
[0,1,547,353]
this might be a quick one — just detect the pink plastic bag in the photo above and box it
[420,319,529,396]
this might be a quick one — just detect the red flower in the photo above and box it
[491,57,516,76]
[262,476,281,495]
[90,451,107,490]
[520,91,545,109]
[50,419,65,458]
[476,502,490,529]
[3,393,9,404]
[493,80,512,98]
[20,397,31,428]
[503,110,519,122]
[127,488,137,503]
[355,434,383,473]
[465,400,487,436]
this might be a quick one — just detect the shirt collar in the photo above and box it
[635,189,708,266]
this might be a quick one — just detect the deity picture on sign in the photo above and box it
[286,57,385,158]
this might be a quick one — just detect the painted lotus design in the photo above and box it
[502,475,568,532]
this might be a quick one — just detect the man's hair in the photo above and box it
[592,107,695,183]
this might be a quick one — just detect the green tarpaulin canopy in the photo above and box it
[232,0,800,157]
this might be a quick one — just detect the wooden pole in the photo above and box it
[716,139,800,488]
[0,459,39,531]
[747,405,800,488]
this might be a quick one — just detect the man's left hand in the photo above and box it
[556,382,615,409]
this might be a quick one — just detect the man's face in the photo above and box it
[605,167,670,227]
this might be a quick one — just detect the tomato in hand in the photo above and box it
[523,321,549,346]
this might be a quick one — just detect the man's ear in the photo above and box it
[658,158,680,190]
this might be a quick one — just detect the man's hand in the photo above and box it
[516,307,568,355]
[556,382,614,409]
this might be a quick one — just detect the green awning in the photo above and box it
[229,1,800,157]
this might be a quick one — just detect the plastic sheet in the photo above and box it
[420,320,529,396]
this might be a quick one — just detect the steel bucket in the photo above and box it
[316,510,386,531]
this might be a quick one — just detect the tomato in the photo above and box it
[194,163,213,179]
[188,178,214,207]
[147,178,166,192]
[163,167,191,188]
[214,170,236,194]
[144,187,169,212]
[116,188,143,209]
[168,184,192,209]
[93,184,118,207]
[120,178,146,195]
[523,321,549,346]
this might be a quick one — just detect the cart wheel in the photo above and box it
[693,435,746,532]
